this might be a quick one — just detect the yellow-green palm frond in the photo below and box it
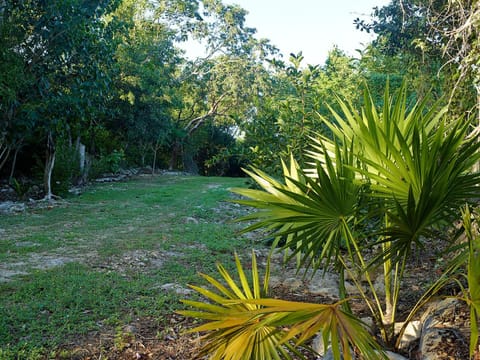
[178,251,305,360]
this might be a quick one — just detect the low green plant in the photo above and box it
[462,206,480,357]
[10,177,29,198]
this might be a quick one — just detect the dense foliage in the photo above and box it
[1,0,478,195]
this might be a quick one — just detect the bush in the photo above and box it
[89,150,126,178]
[51,144,81,195]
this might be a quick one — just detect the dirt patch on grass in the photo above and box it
[87,250,183,274]
[0,252,88,282]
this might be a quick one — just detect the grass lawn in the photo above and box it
[0,174,254,359]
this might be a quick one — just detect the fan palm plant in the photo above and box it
[180,82,480,359]
[232,82,480,347]
[178,251,304,360]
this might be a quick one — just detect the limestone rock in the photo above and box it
[394,320,422,351]
[0,201,26,214]
[160,283,193,295]
[381,350,409,360]
[419,298,469,360]
[282,277,303,290]
[307,272,339,299]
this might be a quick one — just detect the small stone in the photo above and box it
[360,316,374,330]
[282,277,302,290]
[373,274,385,295]
[307,285,339,299]
[381,350,409,360]
[160,283,193,295]
[344,281,366,295]
[268,275,281,287]
[184,217,199,224]
[311,332,327,356]
[0,201,26,214]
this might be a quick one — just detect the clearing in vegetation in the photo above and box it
[0,174,252,359]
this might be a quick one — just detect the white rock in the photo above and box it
[394,320,422,350]
[0,201,26,214]
[307,272,339,298]
[344,281,366,296]
[380,350,409,360]
[419,298,468,360]
[160,283,193,295]
[373,274,385,295]
[311,332,327,357]
[184,216,199,224]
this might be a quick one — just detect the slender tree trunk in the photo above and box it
[8,142,22,183]
[44,132,56,200]
[0,141,11,173]
[79,143,86,174]
[152,143,158,175]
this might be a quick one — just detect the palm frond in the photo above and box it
[178,251,305,360]
[232,142,361,272]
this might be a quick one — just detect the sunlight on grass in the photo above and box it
[0,175,250,356]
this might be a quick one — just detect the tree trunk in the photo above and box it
[152,146,158,175]
[8,142,22,183]
[44,132,56,200]
[79,142,86,174]
[0,141,11,173]
[169,141,182,170]
[183,150,199,174]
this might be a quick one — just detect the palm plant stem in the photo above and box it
[341,219,386,323]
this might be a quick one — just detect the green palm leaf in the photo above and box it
[233,143,361,272]
[461,206,480,357]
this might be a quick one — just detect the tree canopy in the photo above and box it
[0,0,478,196]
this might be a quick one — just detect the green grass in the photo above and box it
[0,175,254,357]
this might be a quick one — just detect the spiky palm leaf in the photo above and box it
[233,145,361,273]
[178,251,307,360]
[309,82,480,263]
[230,82,480,347]
[180,252,387,360]
[461,206,480,357]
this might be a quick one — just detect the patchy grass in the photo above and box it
[0,174,254,357]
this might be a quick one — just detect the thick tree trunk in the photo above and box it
[43,132,56,200]
[169,142,182,170]
[183,150,198,174]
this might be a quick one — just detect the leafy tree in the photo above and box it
[151,0,277,172]
[170,54,271,172]
[109,0,180,172]
[0,0,122,196]
[241,49,362,174]
[355,0,478,113]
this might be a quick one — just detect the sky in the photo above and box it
[222,0,391,65]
